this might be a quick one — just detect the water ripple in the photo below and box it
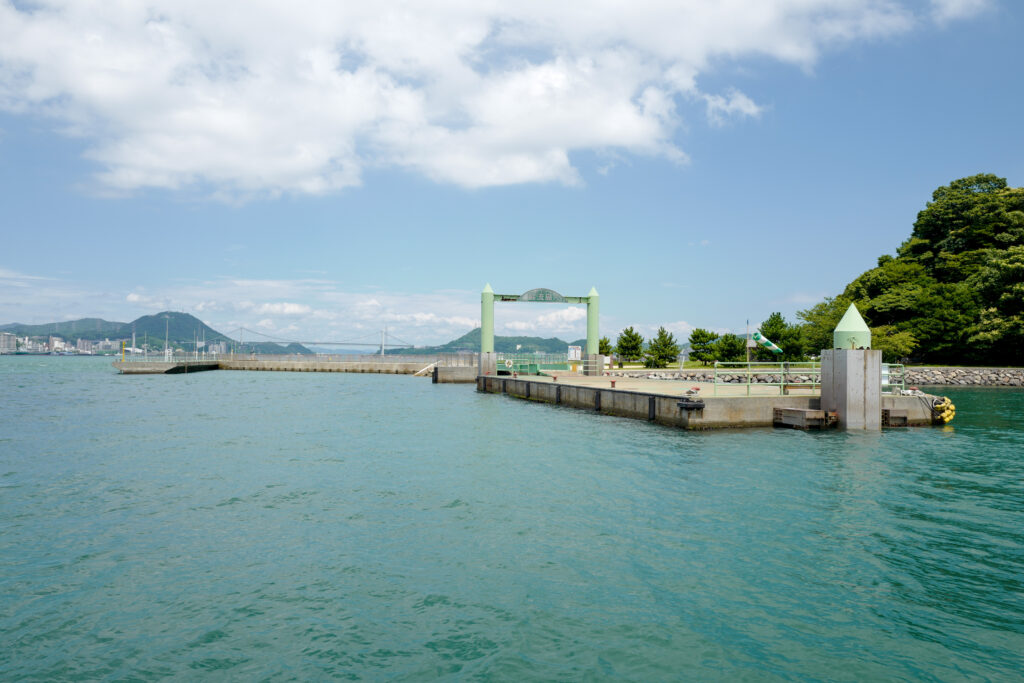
[1,357,1023,680]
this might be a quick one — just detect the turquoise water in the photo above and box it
[2,357,1023,680]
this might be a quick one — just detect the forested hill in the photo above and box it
[799,174,1024,365]
[1,311,312,355]
[388,327,586,354]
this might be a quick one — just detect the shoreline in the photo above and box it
[607,365,1024,387]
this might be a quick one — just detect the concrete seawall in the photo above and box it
[113,359,434,375]
[906,367,1024,386]
[477,375,938,430]
[218,360,428,373]
[609,366,1024,387]
[114,361,220,374]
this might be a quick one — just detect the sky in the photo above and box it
[1,0,1022,347]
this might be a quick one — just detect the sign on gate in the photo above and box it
[568,345,582,361]
[520,288,566,303]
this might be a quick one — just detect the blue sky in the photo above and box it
[1,0,1021,346]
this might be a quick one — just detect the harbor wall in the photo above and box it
[433,366,478,383]
[218,360,428,373]
[114,359,433,375]
[905,367,1024,386]
[610,366,1024,387]
[477,376,937,430]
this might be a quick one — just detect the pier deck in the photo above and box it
[477,374,936,430]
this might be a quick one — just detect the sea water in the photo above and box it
[1,356,1022,680]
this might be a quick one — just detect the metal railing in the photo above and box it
[711,361,907,396]
[712,361,821,396]
[882,364,907,393]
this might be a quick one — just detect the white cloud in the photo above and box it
[930,0,991,23]
[503,305,588,334]
[661,320,696,338]
[0,1,960,197]
[704,89,762,127]
[254,302,312,316]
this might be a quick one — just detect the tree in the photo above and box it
[713,334,746,362]
[871,326,917,363]
[900,173,1023,268]
[598,336,612,356]
[644,327,680,368]
[798,174,1024,365]
[615,327,644,363]
[966,245,1024,364]
[798,296,851,354]
[755,312,806,361]
[688,328,719,365]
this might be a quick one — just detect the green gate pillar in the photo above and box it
[586,287,599,355]
[481,284,495,353]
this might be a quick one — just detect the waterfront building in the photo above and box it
[0,332,16,353]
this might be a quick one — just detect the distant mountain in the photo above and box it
[0,317,125,337]
[1,311,312,355]
[389,327,586,355]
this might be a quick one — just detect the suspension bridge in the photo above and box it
[215,327,415,355]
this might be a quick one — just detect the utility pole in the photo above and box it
[164,315,170,361]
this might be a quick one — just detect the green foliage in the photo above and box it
[615,327,644,361]
[900,174,1024,267]
[643,327,680,368]
[870,326,917,363]
[965,245,1024,364]
[798,296,851,354]
[420,328,577,354]
[687,328,719,365]
[713,334,747,362]
[755,312,806,361]
[801,174,1024,364]
[598,336,612,355]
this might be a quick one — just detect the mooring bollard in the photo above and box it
[553,376,558,382]
[611,380,616,388]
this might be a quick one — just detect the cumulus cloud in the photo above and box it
[0,1,966,197]
[253,302,312,316]
[704,89,763,127]
[504,305,588,334]
[930,0,991,23]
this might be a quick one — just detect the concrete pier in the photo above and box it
[114,358,436,375]
[476,374,937,430]
[114,360,220,374]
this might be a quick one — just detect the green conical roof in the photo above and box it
[833,303,871,349]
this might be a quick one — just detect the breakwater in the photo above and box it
[612,369,817,385]
[614,366,1024,386]
[113,357,444,375]
[905,366,1024,386]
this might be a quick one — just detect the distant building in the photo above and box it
[0,332,16,353]
[77,339,95,353]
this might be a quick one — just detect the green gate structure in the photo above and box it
[481,284,599,355]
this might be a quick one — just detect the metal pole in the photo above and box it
[481,284,495,354]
